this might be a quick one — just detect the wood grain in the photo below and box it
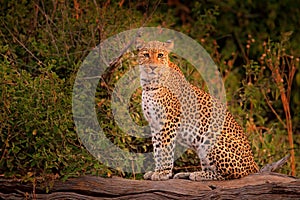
[0,172,299,199]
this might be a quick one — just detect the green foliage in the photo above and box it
[224,38,300,175]
[0,62,108,186]
[0,0,144,77]
[0,0,299,190]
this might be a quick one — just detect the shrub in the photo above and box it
[0,61,108,187]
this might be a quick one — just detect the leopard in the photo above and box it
[136,38,288,181]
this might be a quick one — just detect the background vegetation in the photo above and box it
[1,0,299,189]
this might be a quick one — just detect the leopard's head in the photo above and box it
[136,39,174,90]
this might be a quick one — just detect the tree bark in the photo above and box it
[0,172,299,199]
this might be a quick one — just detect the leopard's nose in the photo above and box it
[149,65,157,71]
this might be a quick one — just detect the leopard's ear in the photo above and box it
[135,38,145,50]
[165,40,174,51]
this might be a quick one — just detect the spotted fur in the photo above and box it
[136,39,259,181]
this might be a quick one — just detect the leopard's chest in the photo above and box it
[141,86,210,143]
[141,89,170,131]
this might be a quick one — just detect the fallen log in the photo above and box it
[0,172,299,199]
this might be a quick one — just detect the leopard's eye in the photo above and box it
[158,53,164,58]
[143,53,150,58]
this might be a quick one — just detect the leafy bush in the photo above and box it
[0,62,108,187]
[0,0,299,189]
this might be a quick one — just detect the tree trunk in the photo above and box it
[0,172,299,199]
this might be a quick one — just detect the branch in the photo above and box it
[0,173,299,199]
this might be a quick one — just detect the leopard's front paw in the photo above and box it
[143,171,172,181]
[143,171,155,180]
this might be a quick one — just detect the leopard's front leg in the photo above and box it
[144,127,177,181]
[142,88,181,181]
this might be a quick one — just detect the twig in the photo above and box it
[2,22,45,67]
[233,31,249,64]
[265,54,296,176]
[261,89,286,129]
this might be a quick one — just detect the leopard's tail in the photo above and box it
[260,154,290,172]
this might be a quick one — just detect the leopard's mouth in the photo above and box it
[140,79,160,91]
[140,78,149,82]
